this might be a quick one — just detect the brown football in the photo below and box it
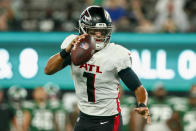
[71,35,95,66]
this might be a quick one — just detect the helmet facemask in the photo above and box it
[79,22,112,50]
[79,6,113,51]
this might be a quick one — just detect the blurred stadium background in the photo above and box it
[0,0,196,131]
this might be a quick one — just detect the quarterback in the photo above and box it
[45,5,151,131]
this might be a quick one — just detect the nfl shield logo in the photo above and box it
[80,42,89,50]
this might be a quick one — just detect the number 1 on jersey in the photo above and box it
[83,72,96,102]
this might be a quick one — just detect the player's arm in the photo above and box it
[118,67,151,124]
[11,116,18,130]
[44,51,71,75]
[166,111,182,131]
[53,113,60,131]
[22,110,31,131]
[9,107,18,130]
[44,34,87,75]
[134,86,151,124]
[44,39,75,75]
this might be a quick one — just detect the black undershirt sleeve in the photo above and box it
[118,67,142,91]
[60,50,71,67]
[62,54,71,67]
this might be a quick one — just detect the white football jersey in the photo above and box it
[61,34,132,116]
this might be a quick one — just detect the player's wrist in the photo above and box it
[60,49,70,59]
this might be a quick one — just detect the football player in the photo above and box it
[44,82,70,131]
[180,84,196,131]
[0,88,17,131]
[144,84,174,131]
[22,87,58,131]
[168,84,196,131]
[8,85,27,131]
[45,5,151,131]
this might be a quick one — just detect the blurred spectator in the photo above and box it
[92,0,104,6]
[63,92,78,131]
[0,0,196,32]
[181,84,196,131]
[0,87,17,131]
[144,83,174,131]
[104,0,127,22]
[8,0,23,30]
[130,0,155,33]
[123,0,155,32]
[0,0,10,31]
[8,85,27,131]
[21,18,38,31]
[22,87,58,131]
[44,82,70,131]
[104,0,130,31]
[39,8,55,32]
[0,8,8,31]
[0,0,22,31]
[154,0,190,33]
[61,3,79,32]
[168,84,196,131]
[185,0,196,32]
[167,95,188,112]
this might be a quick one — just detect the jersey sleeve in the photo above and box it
[114,45,132,72]
[61,34,78,49]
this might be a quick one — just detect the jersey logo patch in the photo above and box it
[80,42,89,50]
[80,64,102,74]
[100,121,109,125]
[81,10,91,23]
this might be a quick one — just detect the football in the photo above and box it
[71,35,95,66]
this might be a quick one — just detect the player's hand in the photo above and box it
[134,107,151,124]
[66,34,88,53]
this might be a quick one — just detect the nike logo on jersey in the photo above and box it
[100,121,109,125]
[80,64,102,74]
[76,117,80,122]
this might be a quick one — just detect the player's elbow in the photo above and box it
[44,66,53,75]
[135,86,147,95]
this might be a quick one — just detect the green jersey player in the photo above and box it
[175,84,196,131]
[181,104,196,131]
[7,85,27,131]
[23,87,57,131]
[45,83,69,131]
[45,6,151,131]
[144,85,174,131]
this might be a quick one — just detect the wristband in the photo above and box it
[60,50,70,59]
[137,103,146,107]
